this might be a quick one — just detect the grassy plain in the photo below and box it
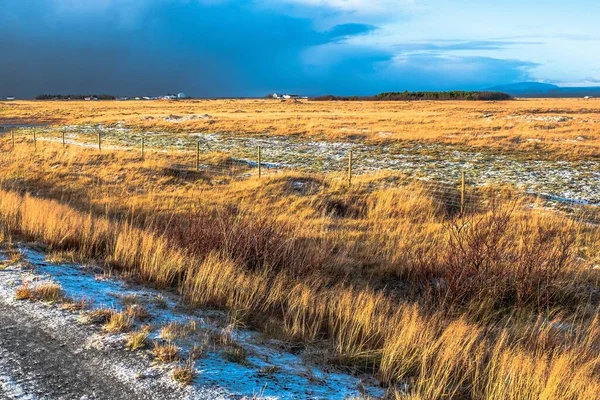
[1,98,600,159]
[0,99,600,398]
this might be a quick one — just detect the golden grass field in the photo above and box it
[1,99,600,398]
[1,98,600,159]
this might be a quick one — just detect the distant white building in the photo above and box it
[272,93,304,100]
[177,93,187,99]
[6,96,15,101]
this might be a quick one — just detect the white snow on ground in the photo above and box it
[0,245,384,400]
[0,265,39,400]
[0,365,37,400]
[21,124,600,204]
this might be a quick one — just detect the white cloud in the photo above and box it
[5,0,600,87]
[275,0,414,14]
[256,0,419,28]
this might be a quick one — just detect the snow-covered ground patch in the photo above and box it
[0,245,384,400]
[164,114,212,122]
[22,124,600,204]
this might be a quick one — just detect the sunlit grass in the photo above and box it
[0,128,598,398]
[15,282,64,303]
[2,98,600,159]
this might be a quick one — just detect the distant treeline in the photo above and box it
[35,94,116,100]
[313,91,512,101]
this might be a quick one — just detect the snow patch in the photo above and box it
[4,246,384,400]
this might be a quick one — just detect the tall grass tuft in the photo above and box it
[0,185,598,398]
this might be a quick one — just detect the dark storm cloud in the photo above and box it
[0,0,384,97]
[0,0,537,97]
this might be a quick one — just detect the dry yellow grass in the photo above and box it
[172,358,195,385]
[103,310,133,333]
[125,304,152,322]
[79,308,114,325]
[126,327,151,350]
[160,321,197,341]
[0,123,599,397]
[0,181,597,397]
[153,341,180,363]
[15,282,64,303]
[2,98,600,159]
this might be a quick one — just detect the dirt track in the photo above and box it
[0,300,142,400]
[0,295,206,400]
[0,264,234,400]
[0,247,379,400]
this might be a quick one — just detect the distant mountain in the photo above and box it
[489,82,600,98]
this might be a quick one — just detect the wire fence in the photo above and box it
[2,127,600,225]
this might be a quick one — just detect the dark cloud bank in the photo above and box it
[0,0,534,98]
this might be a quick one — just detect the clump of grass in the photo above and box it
[46,249,77,264]
[15,282,64,303]
[79,308,114,325]
[36,283,63,302]
[189,341,208,360]
[61,298,87,311]
[160,320,197,341]
[126,326,151,350]
[103,310,133,333]
[223,344,250,366]
[9,250,22,263]
[121,294,140,306]
[258,365,280,375]
[0,228,9,245]
[14,284,33,300]
[153,294,168,309]
[125,304,152,322]
[1,248,23,268]
[153,341,180,363]
[172,358,196,385]
[209,324,235,347]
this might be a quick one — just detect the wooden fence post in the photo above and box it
[33,129,37,151]
[62,131,66,147]
[11,130,15,151]
[347,150,353,188]
[257,146,262,178]
[460,170,466,215]
[141,135,145,160]
[98,131,101,152]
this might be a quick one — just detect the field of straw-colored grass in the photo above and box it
[2,98,600,160]
[0,137,599,398]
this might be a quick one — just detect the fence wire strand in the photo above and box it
[2,127,599,225]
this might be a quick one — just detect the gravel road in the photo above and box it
[0,247,380,400]
[0,270,228,400]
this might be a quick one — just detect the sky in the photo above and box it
[1,0,599,97]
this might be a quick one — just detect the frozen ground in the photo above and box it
[6,123,600,204]
[0,245,384,400]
